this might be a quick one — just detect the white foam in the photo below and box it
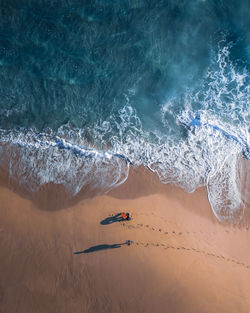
[207,153,244,221]
[0,130,129,196]
[0,42,249,222]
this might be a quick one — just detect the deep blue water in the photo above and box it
[0,0,249,221]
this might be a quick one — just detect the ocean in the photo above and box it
[0,0,249,221]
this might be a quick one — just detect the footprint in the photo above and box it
[120,224,249,270]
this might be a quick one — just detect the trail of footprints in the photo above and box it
[108,213,239,235]
[131,241,250,270]
[118,222,250,270]
[120,221,190,236]
[135,212,249,234]
[121,222,237,236]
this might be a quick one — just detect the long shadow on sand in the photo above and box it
[74,243,126,254]
[100,213,124,225]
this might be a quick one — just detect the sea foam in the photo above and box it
[0,43,249,222]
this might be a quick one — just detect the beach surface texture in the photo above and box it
[0,167,249,313]
[0,1,249,312]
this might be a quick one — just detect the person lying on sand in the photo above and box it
[121,212,132,220]
[126,240,134,246]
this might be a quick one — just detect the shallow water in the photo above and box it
[0,0,249,221]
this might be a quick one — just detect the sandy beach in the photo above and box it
[0,166,249,313]
[0,1,249,312]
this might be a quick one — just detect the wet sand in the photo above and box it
[0,166,250,313]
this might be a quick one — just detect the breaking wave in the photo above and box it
[0,24,249,222]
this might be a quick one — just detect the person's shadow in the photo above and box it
[74,242,126,254]
[100,213,124,225]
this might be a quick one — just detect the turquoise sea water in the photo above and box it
[0,0,249,221]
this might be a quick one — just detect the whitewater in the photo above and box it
[0,1,249,222]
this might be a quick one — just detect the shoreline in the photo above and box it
[1,157,249,226]
[0,165,250,312]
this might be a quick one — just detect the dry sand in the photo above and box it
[0,166,249,313]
